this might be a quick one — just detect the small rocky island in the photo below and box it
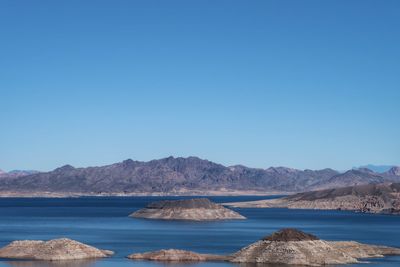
[226,183,400,215]
[130,198,245,221]
[0,238,113,260]
[128,249,227,261]
[127,229,400,266]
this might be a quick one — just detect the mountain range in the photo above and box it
[0,157,399,196]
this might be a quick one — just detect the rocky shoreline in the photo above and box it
[225,183,400,215]
[0,190,285,198]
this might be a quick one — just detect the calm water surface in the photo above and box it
[0,196,399,267]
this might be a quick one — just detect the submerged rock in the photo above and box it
[0,238,113,261]
[127,229,400,266]
[127,249,228,261]
[130,198,245,221]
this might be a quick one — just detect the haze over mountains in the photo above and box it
[0,157,399,196]
[355,164,396,173]
[0,169,38,178]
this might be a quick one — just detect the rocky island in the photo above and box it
[225,183,400,215]
[130,198,245,221]
[0,238,113,260]
[128,249,227,261]
[127,228,400,266]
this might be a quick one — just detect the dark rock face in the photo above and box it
[262,228,319,242]
[0,157,399,196]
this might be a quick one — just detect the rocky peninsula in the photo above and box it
[225,183,400,215]
[0,238,113,261]
[130,198,246,220]
[127,229,400,266]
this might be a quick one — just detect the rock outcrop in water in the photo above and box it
[130,198,245,221]
[226,183,400,215]
[231,229,356,265]
[231,229,400,266]
[127,249,227,261]
[0,238,113,260]
[127,229,400,266]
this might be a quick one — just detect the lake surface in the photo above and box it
[0,196,399,267]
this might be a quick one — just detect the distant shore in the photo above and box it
[0,190,289,198]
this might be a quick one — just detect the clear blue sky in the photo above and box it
[0,0,399,171]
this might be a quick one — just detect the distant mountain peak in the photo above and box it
[388,166,400,176]
[122,159,135,165]
[54,165,75,172]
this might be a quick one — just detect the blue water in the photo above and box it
[0,196,399,267]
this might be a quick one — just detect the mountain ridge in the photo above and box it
[0,157,399,196]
